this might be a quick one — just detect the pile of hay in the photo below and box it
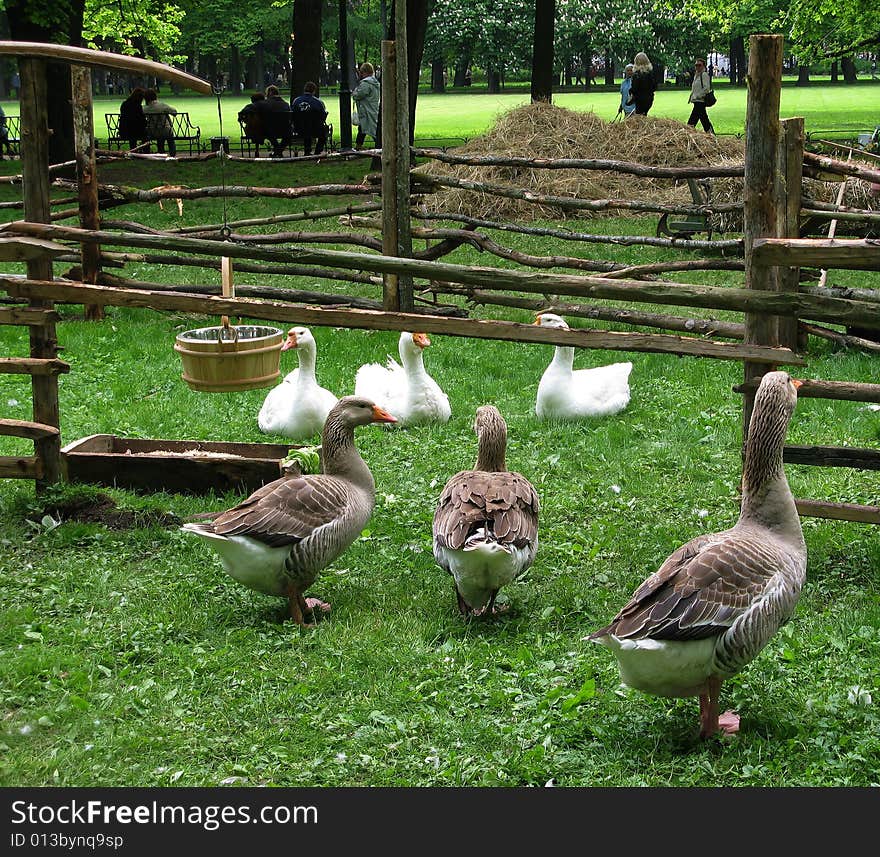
[418,101,875,229]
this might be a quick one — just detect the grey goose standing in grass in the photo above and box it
[590,371,806,738]
[183,396,396,626]
[433,405,539,617]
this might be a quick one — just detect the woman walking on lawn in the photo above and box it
[687,58,715,135]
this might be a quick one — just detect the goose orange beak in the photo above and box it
[534,314,543,325]
[792,379,804,390]
[372,404,398,423]
[412,332,430,348]
[280,330,298,351]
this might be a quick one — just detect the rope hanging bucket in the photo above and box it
[173,257,283,392]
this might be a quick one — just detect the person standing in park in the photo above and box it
[263,84,293,157]
[352,62,380,149]
[628,52,656,116]
[618,64,636,118]
[142,88,178,156]
[686,58,715,135]
[291,81,329,156]
[118,87,147,152]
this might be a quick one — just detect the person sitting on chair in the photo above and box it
[263,84,293,157]
[238,92,268,157]
[143,88,178,156]
[291,81,329,156]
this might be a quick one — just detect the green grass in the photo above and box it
[2,80,878,148]
[0,158,878,787]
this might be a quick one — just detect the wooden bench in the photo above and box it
[104,111,202,154]
[238,115,335,157]
[1,116,20,158]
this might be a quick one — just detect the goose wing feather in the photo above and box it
[433,470,539,551]
[208,474,355,547]
[593,528,786,642]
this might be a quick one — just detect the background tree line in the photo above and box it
[0,0,876,161]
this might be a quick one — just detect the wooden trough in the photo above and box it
[61,435,298,495]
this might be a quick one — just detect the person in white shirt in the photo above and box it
[687,58,715,135]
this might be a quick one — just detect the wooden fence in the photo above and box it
[0,36,878,524]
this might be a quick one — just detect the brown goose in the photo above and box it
[183,396,396,625]
[590,371,806,738]
[433,405,540,617]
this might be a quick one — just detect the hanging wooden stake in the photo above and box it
[221,256,233,329]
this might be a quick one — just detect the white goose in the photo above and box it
[534,313,632,419]
[590,371,806,738]
[257,326,339,440]
[433,405,539,617]
[184,396,396,626]
[354,331,451,426]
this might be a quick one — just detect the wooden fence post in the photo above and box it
[72,64,104,321]
[742,33,784,438]
[776,116,804,351]
[381,39,400,311]
[20,57,62,489]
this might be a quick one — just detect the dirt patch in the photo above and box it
[40,492,181,530]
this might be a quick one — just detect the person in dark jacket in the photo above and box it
[238,92,268,157]
[627,52,656,116]
[118,87,147,152]
[263,84,293,157]
[291,81,328,156]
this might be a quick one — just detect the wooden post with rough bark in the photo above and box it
[72,64,104,321]
[776,116,803,351]
[742,34,784,438]
[19,57,62,489]
[381,39,400,311]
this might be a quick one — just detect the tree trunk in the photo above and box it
[487,67,501,93]
[385,0,429,144]
[431,57,445,92]
[453,56,469,87]
[230,45,241,95]
[530,0,555,103]
[797,64,810,85]
[291,0,323,100]
[5,0,83,167]
[729,36,746,85]
[830,60,838,83]
[604,48,614,86]
[842,56,857,83]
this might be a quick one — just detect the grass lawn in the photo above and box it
[2,80,878,148]
[0,155,878,789]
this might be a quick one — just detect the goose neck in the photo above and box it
[401,346,426,377]
[551,344,575,371]
[296,342,317,379]
[475,431,507,472]
[321,417,374,492]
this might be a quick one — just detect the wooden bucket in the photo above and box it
[174,323,284,392]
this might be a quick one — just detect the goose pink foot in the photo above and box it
[304,597,331,613]
[717,710,740,734]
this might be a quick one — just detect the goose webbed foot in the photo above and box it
[699,677,738,738]
[286,586,330,627]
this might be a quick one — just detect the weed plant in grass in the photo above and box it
[0,155,878,788]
